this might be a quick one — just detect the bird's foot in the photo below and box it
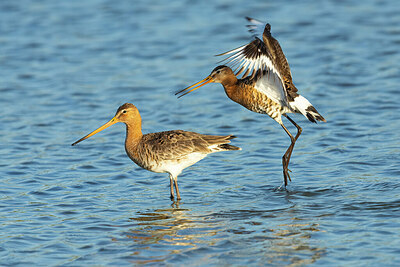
[275,181,290,192]
[284,168,292,182]
[281,167,292,189]
[171,200,181,208]
[277,182,285,191]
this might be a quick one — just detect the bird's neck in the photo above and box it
[221,76,240,102]
[124,119,143,155]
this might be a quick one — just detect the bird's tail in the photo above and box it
[219,143,241,151]
[220,135,241,151]
[289,95,326,123]
[205,134,241,152]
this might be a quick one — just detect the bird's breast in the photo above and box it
[225,84,284,117]
[125,141,207,177]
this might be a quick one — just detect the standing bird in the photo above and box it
[72,103,240,200]
[176,18,326,187]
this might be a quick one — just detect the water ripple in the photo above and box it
[1,0,400,265]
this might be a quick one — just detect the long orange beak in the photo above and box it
[175,76,213,98]
[71,117,118,146]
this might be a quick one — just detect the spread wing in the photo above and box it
[262,26,293,83]
[246,17,293,81]
[217,38,289,107]
[245,17,264,38]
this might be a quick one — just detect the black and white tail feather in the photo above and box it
[217,17,326,124]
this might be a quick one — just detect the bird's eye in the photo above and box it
[122,110,127,114]
[216,70,220,74]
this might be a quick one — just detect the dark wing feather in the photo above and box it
[245,17,264,38]
[217,38,289,106]
[217,38,282,81]
[262,24,299,100]
[262,25,292,81]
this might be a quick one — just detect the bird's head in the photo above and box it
[175,65,235,98]
[71,103,141,146]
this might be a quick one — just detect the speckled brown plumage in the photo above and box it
[222,72,287,122]
[128,130,238,172]
[176,18,326,187]
[72,103,240,200]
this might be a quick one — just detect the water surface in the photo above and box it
[1,0,400,265]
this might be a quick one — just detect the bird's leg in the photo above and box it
[171,200,180,208]
[173,177,181,200]
[280,122,296,187]
[286,116,302,141]
[169,175,175,200]
[283,115,302,169]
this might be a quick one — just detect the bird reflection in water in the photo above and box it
[116,203,326,265]
[263,220,326,266]
[124,202,223,264]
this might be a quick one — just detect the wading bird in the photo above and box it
[176,18,325,186]
[72,103,240,200]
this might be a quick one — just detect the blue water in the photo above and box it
[1,0,400,265]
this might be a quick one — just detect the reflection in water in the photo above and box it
[255,197,327,266]
[1,0,399,265]
[263,219,326,266]
[125,202,224,264]
[121,201,326,265]
[223,211,326,266]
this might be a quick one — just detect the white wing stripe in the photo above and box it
[217,38,290,107]
[216,44,247,56]
[225,52,245,64]
[248,59,256,76]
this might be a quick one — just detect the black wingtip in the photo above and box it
[219,144,241,151]
[227,134,237,140]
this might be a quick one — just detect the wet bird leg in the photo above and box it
[284,115,302,167]
[173,178,181,200]
[280,116,302,186]
[169,175,175,200]
[281,124,294,186]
